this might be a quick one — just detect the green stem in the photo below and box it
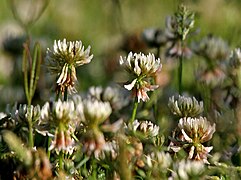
[31,43,41,99]
[59,150,64,170]
[130,97,138,123]
[27,106,34,148]
[178,41,184,94]
[202,83,211,114]
[76,155,90,169]
[178,55,183,94]
[22,45,30,104]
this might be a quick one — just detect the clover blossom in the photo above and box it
[120,52,161,102]
[146,151,172,169]
[6,104,41,125]
[99,140,119,160]
[229,48,241,68]
[169,117,215,163]
[38,100,78,152]
[197,67,226,88]
[81,99,112,157]
[83,98,112,126]
[46,39,93,95]
[129,119,160,138]
[87,85,129,111]
[168,95,204,118]
[178,117,215,144]
[172,160,205,179]
[193,35,229,62]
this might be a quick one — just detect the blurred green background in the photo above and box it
[0,0,241,110]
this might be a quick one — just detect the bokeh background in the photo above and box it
[0,0,241,110]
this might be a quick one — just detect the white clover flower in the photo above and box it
[197,67,226,88]
[193,35,229,61]
[83,99,112,125]
[139,120,159,137]
[168,95,204,117]
[131,119,141,131]
[120,52,161,77]
[86,85,129,111]
[178,117,216,144]
[49,129,74,153]
[174,160,205,180]
[99,140,119,160]
[229,48,241,68]
[169,116,215,163]
[38,100,78,133]
[71,94,85,121]
[80,99,112,158]
[47,39,93,69]
[46,39,93,95]
[11,104,41,123]
[87,86,103,100]
[120,52,161,103]
[38,100,78,152]
[129,119,159,138]
[146,151,172,169]
[102,86,129,111]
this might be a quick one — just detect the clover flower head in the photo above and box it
[46,39,93,94]
[193,35,229,61]
[49,129,74,153]
[8,104,41,125]
[173,160,205,179]
[166,40,192,58]
[18,104,41,122]
[82,129,106,158]
[197,67,226,88]
[46,39,93,68]
[87,86,129,111]
[83,98,112,125]
[120,52,161,102]
[229,48,241,68]
[120,52,161,77]
[102,86,130,110]
[146,151,172,169]
[129,119,159,138]
[99,140,119,160]
[168,95,204,118]
[169,116,215,163]
[178,117,216,144]
[71,94,85,121]
[88,86,103,100]
[39,100,77,152]
[41,100,76,126]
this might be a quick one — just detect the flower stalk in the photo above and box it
[59,150,64,170]
[22,41,42,148]
[130,97,138,123]
[174,4,194,94]
[178,40,184,94]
